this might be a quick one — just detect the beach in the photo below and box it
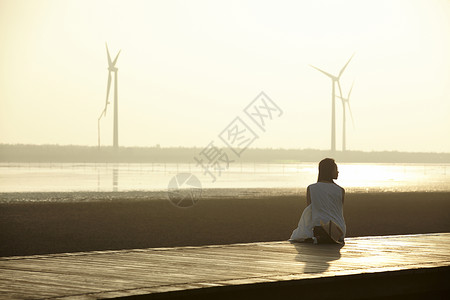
[1,191,449,257]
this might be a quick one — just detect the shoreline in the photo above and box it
[2,188,450,203]
[1,191,449,257]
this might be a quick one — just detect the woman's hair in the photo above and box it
[317,158,337,182]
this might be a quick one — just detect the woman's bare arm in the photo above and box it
[306,186,311,206]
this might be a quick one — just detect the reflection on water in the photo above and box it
[0,162,449,193]
[113,167,118,192]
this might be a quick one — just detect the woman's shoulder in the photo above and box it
[307,183,320,189]
[334,183,345,191]
[332,183,345,193]
[310,182,344,192]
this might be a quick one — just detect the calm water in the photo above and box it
[1,162,449,194]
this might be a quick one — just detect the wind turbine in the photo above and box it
[310,54,354,152]
[337,81,355,151]
[98,43,121,149]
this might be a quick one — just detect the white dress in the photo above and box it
[289,182,346,242]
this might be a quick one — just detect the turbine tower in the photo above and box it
[98,43,121,150]
[310,54,354,152]
[337,81,355,151]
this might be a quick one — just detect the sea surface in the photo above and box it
[1,162,449,201]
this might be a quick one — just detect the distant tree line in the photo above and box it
[0,144,449,163]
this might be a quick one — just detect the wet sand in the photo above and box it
[1,191,449,257]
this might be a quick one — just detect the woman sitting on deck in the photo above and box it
[289,158,346,244]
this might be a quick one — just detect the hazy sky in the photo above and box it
[1,0,449,152]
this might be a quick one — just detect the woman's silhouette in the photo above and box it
[289,158,346,244]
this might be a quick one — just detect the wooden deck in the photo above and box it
[0,233,449,299]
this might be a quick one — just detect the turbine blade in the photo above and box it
[347,102,355,129]
[338,53,355,78]
[348,81,354,99]
[106,43,113,67]
[310,65,336,80]
[98,106,107,121]
[337,81,344,100]
[105,71,112,113]
[112,50,121,67]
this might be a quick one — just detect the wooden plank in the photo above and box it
[0,233,449,299]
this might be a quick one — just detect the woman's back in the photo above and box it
[309,182,346,235]
[289,158,346,243]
